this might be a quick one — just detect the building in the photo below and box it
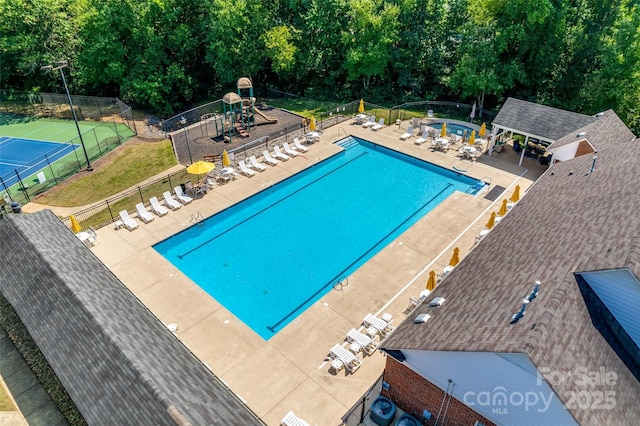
[0,210,264,425]
[379,107,640,425]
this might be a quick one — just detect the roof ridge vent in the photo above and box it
[430,297,446,306]
[576,132,586,138]
[414,313,431,324]
[595,112,604,117]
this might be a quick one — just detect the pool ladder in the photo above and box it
[333,276,350,291]
[190,211,205,227]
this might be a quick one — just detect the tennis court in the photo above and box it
[0,136,80,187]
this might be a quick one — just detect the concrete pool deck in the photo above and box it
[87,121,546,425]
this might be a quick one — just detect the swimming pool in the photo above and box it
[431,122,475,136]
[154,137,484,339]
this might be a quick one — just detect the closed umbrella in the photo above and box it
[358,99,365,113]
[498,199,508,217]
[426,270,437,291]
[485,212,496,230]
[440,122,447,138]
[449,247,460,267]
[479,123,487,137]
[70,215,81,233]
[509,185,521,203]
[222,150,231,167]
[468,130,476,145]
[309,117,316,131]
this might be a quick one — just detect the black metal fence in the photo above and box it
[341,373,385,426]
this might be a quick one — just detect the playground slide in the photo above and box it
[254,108,278,124]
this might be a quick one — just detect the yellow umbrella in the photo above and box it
[222,150,231,167]
[509,185,521,203]
[309,117,316,131]
[485,212,496,230]
[358,99,365,113]
[426,270,437,291]
[70,215,81,233]
[440,122,447,137]
[498,199,508,217]
[468,130,476,145]
[479,123,486,137]
[449,247,460,267]
[187,160,215,175]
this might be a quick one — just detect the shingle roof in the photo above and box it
[382,110,640,425]
[492,97,597,141]
[548,109,636,151]
[0,210,264,426]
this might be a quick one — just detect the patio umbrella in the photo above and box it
[358,99,365,113]
[222,150,231,167]
[498,199,508,217]
[509,185,521,203]
[426,270,437,291]
[440,122,447,138]
[187,160,215,179]
[479,123,487,137]
[448,247,460,267]
[70,215,81,233]
[485,212,496,230]
[468,130,476,145]
[309,117,317,131]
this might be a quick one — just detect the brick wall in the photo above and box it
[381,356,495,426]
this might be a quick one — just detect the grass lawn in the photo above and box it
[0,383,16,411]
[37,139,177,207]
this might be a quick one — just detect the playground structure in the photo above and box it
[211,77,278,143]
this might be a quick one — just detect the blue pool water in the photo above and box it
[431,122,475,136]
[154,137,484,339]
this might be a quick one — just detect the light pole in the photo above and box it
[41,60,93,171]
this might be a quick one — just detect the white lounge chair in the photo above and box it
[362,115,377,128]
[262,150,279,166]
[371,118,385,131]
[364,313,393,336]
[174,186,193,204]
[238,160,256,177]
[282,142,298,157]
[135,202,154,223]
[149,197,169,216]
[273,146,290,161]
[293,138,308,152]
[346,328,377,355]
[281,410,310,426]
[400,126,414,140]
[248,155,267,171]
[329,343,362,373]
[119,210,139,231]
[163,191,182,210]
[415,130,428,145]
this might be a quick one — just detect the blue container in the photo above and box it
[369,396,397,426]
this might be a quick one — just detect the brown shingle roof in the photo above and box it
[382,110,640,424]
[492,97,596,141]
[548,109,636,151]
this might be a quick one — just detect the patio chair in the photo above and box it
[415,130,428,145]
[283,142,298,157]
[371,118,385,131]
[248,155,267,171]
[163,191,182,210]
[174,185,193,204]
[273,146,290,161]
[149,197,169,217]
[363,313,393,336]
[281,410,310,426]
[118,210,139,231]
[362,114,377,128]
[135,202,155,223]
[238,160,256,177]
[293,138,308,152]
[400,126,414,140]
[329,343,362,373]
[346,328,377,355]
[262,150,279,166]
